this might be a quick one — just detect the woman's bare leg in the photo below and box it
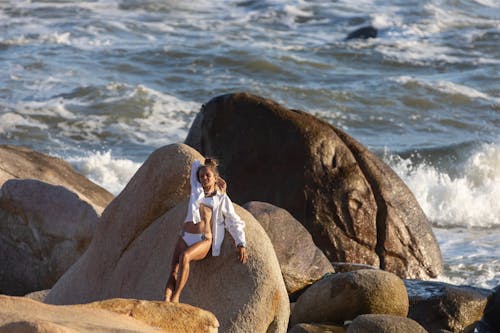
[164,237,187,301]
[171,204,213,303]
[170,238,212,302]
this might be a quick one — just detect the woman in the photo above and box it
[164,158,248,302]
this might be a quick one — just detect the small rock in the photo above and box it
[289,322,346,333]
[345,26,378,40]
[346,314,428,333]
[405,279,491,333]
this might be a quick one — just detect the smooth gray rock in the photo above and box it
[243,201,334,294]
[0,179,98,295]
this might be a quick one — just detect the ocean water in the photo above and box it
[1,0,498,289]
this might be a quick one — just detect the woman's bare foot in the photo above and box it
[164,288,173,302]
[171,293,180,303]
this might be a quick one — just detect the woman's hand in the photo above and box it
[216,177,227,193]
[237,246,247,264]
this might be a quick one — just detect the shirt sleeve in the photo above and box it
[190,160,202,191]
[221,194,246,247]
[186,160,204,223]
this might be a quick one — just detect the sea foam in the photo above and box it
[387,142,500,228]
[64,150,141,196]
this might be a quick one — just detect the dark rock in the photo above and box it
[243,201,334,294]
[331,262,377,273]
[289,323,346,333]
[405,279,491,333]
[482,284,500,332]
[345,26,378,40]
[185,92,443,279]
[346,314,428,333]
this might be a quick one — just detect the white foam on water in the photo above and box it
[386,142,500,228]
[0,112,48,135]
[63,150,141,195]
[103,84,200,146]
[393,76,500,104]
[432,227,500,289]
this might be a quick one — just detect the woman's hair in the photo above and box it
[197,158,219,180]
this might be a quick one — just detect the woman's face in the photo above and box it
[198,167,216,190]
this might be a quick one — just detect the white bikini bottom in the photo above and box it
[181,231,209,247]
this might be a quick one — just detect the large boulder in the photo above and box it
[185,92,442,279]
[243,201,334,294]
[0,179,98,296]
[0,295,161,332]
[290,269,409,326]
[87,298,219,333]
[405,280,491,333]
[0,145,113,214]
[346,314,428,333]
[46,144,290,333]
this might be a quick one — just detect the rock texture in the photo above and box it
[24,289,50,302]
[482,284,500,332]
[0,179,98,296]
[0,295,161,332]
[87,298,219,333]
[0,145,113,214]
[405,280,491,333]
[290,269,409,326]
[185,92,442,279]
[288,323,346,333]
[346,314,428,333]
[243,201,334,294]
[46,143,290,333]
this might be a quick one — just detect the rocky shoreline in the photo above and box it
[0,93,498,333]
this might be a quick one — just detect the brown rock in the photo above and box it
[346,314,428,333]
[87,298,219,333]
[0,179,98,295]
[288,323,346,333]
[405,280,491,333]
[290,269,409,326]
[46,144,290,333]
[243,201,334,294]
[185,92,442,279]
[0,295,161,332]
[0,145,113,214]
